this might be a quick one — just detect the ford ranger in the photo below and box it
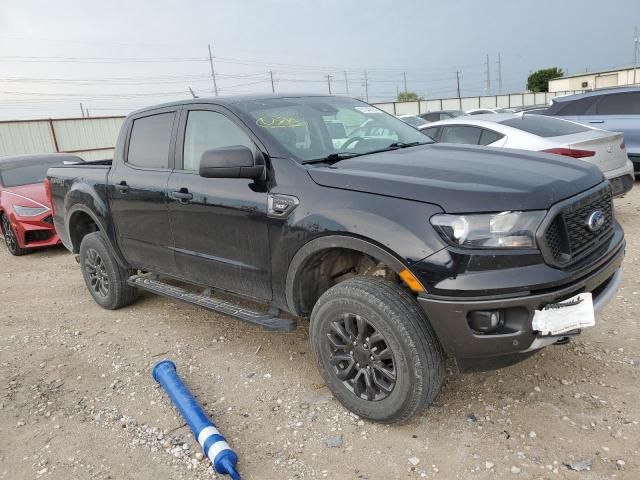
[47,94,625,423]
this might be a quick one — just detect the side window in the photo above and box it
[554,96,598,115]
[595,93,640,115]
[440,126,483,145]
[422,127,439,141]
[183,111,255,171]
[479,129,504,145]
[423,113,439,122]
[127,113,174,169]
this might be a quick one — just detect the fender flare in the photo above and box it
[66,204,129,268]
[285,234,407,316]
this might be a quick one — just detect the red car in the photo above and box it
[0,153,84,256]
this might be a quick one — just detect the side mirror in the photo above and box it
[198,146,265,179]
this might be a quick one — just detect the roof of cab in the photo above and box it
[130,93,339,116]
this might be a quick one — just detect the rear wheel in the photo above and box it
[1,214,27,256]
[79,232,138,309]
[309,276,445,423]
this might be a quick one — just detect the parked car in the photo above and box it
[48,94,624,423]
[397,114,429,128]
[0,153,83,256]
[507,104,550,114]
[419,113,634,197]
[545,86,640,173]
[418,110,466,122]
[467,108,512,115]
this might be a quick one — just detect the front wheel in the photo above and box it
[1,214,26,256]
[79,232,138,310]
[309,276,445,423]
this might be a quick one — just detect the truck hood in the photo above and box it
[307,144,604,213]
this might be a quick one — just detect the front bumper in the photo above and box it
[417,239,624,361]
[9,212,60,249]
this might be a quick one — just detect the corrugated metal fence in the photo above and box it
[0,116,124,161]
[0,89,583,160]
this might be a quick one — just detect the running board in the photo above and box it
[127,275,297,332]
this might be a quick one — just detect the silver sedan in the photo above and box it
[419,113,634,197]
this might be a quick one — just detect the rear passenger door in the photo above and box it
[167,105,272,301]
[586,92,640,157]
[109,108,179,275]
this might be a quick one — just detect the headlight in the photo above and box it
[13,205,49,217]
[430,211,546,249]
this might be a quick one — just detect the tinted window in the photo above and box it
[479,129,504,145]
[421,113,440,122]
[127,113,174,169]
[183,111,255,171]
[550,96,598,115]
[421,127,439,141]
[499,116,590,137]
[440,126,482,144]
[0,158,64,187]
[595,92,640,115]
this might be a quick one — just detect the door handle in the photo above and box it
[588,120,604,124]
[115,181,130,193]
[170,190,193,203]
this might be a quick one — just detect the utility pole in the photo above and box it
[634,26,639,85]
[403,71,408,92]
[207,44,219,96]
[344,71,350,96]
[497,53,503,94]
[269,70,275,94]
[326,74,333,94]
[485,54,491,95]
[364,71,369,102]
[79,102,85,118]
[456,71,461,98]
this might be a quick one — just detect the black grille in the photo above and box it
[42,215,53,225]
[25,230,52,244]
[543,187,614,267]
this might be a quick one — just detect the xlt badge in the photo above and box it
[268,194,299,218]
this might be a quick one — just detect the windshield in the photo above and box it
[0,159,63,187]
[400,116,428,128]
[499,115,590,137]
[448,111,466,118]
[235,96,431,162]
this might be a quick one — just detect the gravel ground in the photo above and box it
[1,186,639,480]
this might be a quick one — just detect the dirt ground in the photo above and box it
[1,187,639,480]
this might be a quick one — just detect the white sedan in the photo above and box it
[419,113,634,197]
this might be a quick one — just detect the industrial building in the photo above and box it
[549,66,640,92]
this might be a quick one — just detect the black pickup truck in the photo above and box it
[47,94,625,423]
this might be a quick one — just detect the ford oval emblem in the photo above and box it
[586,210,605,232]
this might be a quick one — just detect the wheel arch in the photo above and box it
[285,234,411,317]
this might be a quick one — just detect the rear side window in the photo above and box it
[127,113,174,169]
[420,113,439,122]
[479,129,504,145]
[595,92,640,115]
[440,126,482,144]
[499,116,589,138]
[549,96,597,115]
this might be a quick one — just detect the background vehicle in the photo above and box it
[545,86,640,173]
[397,114,429,128]
[0,153,84,256]
[420,113,634,197]
[467,108,512,115]
[48,95,623,423]
[507,104,550,114]
[418,110,466,123]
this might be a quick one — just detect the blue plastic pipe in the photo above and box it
[152,360,241,480]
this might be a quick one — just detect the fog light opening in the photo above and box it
[468,310,505,334]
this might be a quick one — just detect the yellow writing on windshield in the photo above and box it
[256,116,306,128]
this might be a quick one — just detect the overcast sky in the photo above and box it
[0,0,638,119]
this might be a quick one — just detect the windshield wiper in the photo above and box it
[387,141,430,148]
[302,152,362,164]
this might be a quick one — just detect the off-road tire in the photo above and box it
[309,276,445,423]
[79,232,138,310]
